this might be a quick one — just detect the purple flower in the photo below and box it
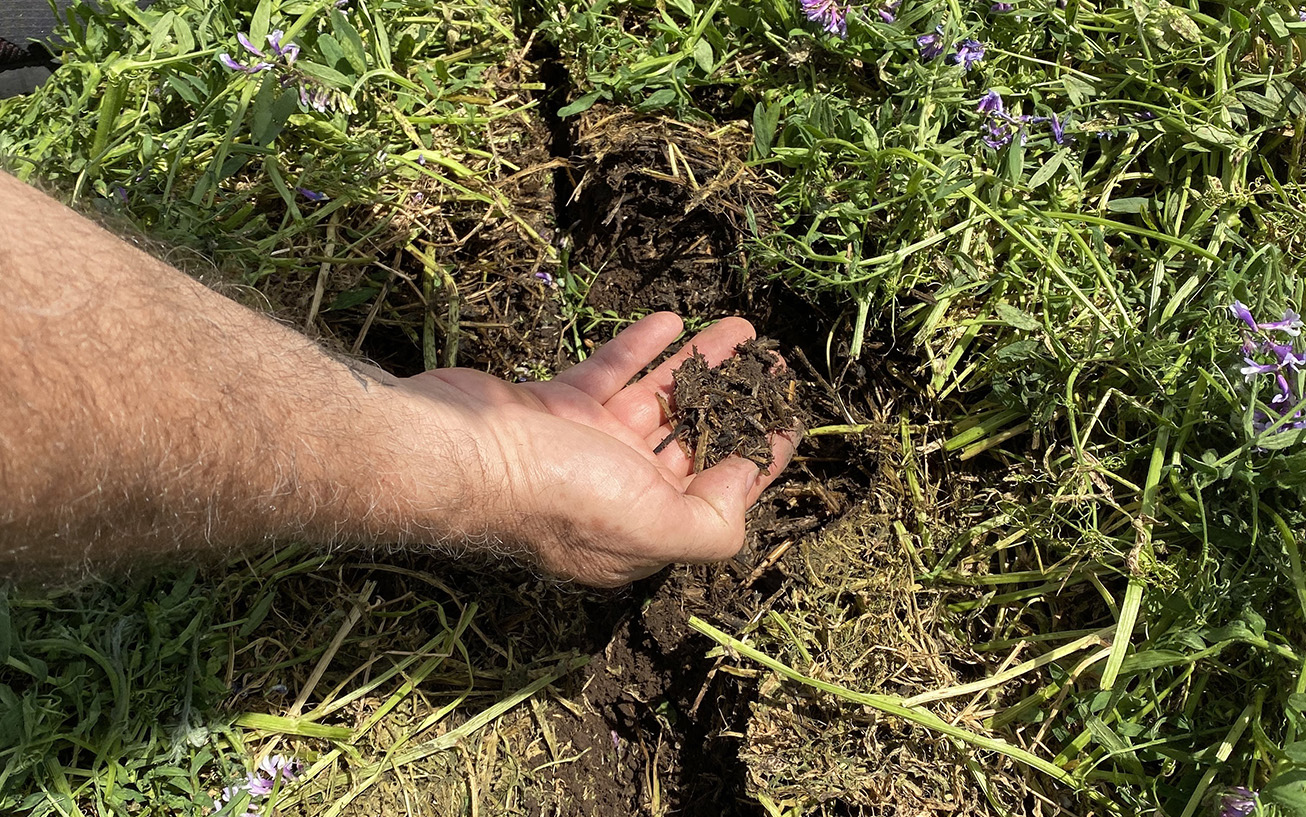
[1232,303,1306,438]
[990,2,1014,11]
[246,772,275,797]
[216,755,303,817]
[917,26,945,60]
[236,31,266,58]
[296,186,329,202]
[1231,301,1261,330]
[1233,301,1304,336]
[1220,786,1257,817]
[977,89,1004,115]
[218,53,273,73]
[534,271,555,286]
[1274,371,1295,404]
[1299,7,1306,22]
[259,754,304,781]
[1253,408,1306,434]
[982,119,1015,149]
[800,0,848,37]
[878,0,900,22]
[976,90,1028,148]
[267,30,300,64]
[1270,340,1306,367]
[298,83,332,112]
[1049,113,1066,144]
[1263,308,1303,335]
[949,39,986,70]
[1242,357,1279,378]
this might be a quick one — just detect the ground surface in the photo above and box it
[4,0,1306,814]
[251,98,917,816]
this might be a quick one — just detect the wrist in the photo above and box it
[308,375,496,550]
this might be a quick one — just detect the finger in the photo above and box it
[646,424,799,492]
[746,427,801,505]
[553,312,683,402]
[639,316,756,396]
[605,316,757,436]
[666,457,761,563]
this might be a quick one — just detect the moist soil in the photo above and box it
[661,339,807,472]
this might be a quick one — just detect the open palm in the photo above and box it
[401,313,796,586]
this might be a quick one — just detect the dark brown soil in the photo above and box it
[562,110,772,321]
[661,338,807,471]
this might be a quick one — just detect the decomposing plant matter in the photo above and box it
[658,339,806,472]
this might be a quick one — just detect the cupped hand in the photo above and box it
[397,313,797,586]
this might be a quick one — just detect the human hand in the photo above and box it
[393,313,797,586]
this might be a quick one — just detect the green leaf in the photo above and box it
[692,38,714,73]
[1004,139,1025,183]
[328,287,380,311]
[636,87,678,112]
[1285,741,1306,765]
[994,338,1040,361]
[1107,197,1150,214]
[172,14,195,52]
[1266,13,1290,43]
[1264,768,1306,817]
[316,32,348,74]
[331,9,369,75]
[1027,151,1063,189]
[753,99,783,158]
[164,73,207,107]
[149,11,175,53]
[297,60,353,90]
[371,12,391,67]
[251,76,298,147]
[1241,91,1282,118]
[1155,3,1202,46]
[995,302,1042,332]
[1117,648,1188,672]
[1062,75,1098,105]
[1254,427,1306,451]
[557,90,603,118]
[0,590,10,665]
[237,590,278,638]
[250,0,273,44]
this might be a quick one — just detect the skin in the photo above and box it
[0,171,795,587]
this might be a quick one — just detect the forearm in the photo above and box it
[0,172,469,576]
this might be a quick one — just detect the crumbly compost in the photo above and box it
[659,338,806,472]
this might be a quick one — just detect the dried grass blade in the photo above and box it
[902,626,1115,707]
[689,616,1084,791]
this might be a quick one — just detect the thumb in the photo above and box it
[674,457,761,563]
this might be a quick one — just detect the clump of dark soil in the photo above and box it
[659,338,808,471]
[563,108,773,320]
